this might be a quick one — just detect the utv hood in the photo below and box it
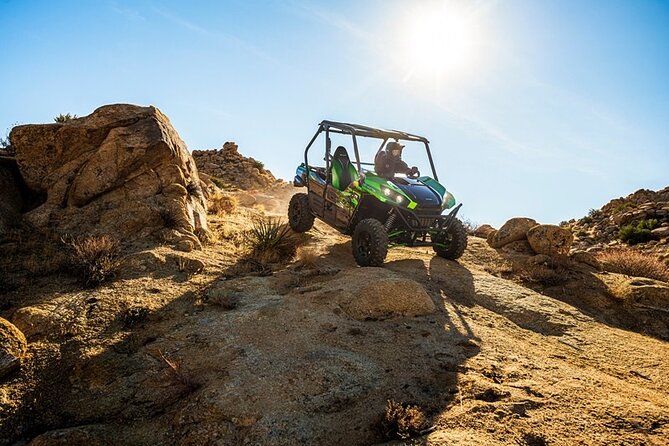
[390,177,443,209]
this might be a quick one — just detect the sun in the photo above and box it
[399,2,481,82]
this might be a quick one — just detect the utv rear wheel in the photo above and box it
[352,218,388,267]
[433,218,468,260]
[288,193,314,233]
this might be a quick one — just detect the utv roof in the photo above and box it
[319,120,429,144]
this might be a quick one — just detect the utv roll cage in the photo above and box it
[303,120,439,181]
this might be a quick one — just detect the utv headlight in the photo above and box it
[442,191,456,209]
[381,186,406,205]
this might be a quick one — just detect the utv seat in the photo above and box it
[331,146,359,191]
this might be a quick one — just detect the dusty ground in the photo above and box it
[1,186,668,445]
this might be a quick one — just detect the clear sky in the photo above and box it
[1,0,667,226]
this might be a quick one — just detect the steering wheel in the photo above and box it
[407,166,420,179]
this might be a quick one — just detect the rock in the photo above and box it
[11,306,56,338]
[651,227,669,239]
[488,217,537,248]
[473,224,496,239]
[192,142,276,191]
[341,278,436,320]
[28,424,112,446]
[0,317,27,378]
[616,278,669,309]
[569,251,602,270]
[500,240,535,255]
[528,254,552,265]
[9,104,207,243]
[527,224,574,256]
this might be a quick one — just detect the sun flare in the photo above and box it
[399,2,481,82]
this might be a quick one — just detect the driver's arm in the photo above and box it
[395,159,409,174]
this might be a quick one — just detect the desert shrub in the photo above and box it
[295,246,318,268]
[0,134,9,150]
[250,158,264,171]
[66,235,121,286]
[208,192,238,215]
[597,248,669,283]
[587,208,599,217]
[459,218,478,235]
[54,113,77,123]
[210,176,228,189]
[614,201,634,214]
[379,400,428,440]
[580,216,592,224]
[245,217,298,263]
[618,219,659,245]
[514,256,572,287]
[195,227,219,245]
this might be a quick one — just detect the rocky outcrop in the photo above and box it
[488,217,537,249]
[564,186,669,265]
[527,224,573,256]
[9,104,207,245]
[472,224,496,239]
[0,317,27,379]
[192,142,278,191]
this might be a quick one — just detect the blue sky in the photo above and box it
[1,0,667,226]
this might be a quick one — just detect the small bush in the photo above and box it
[0,134,10,150]
[209,192,238,215]
[580,216,592,224]
[295,246,318,268]
[587,208,599,217]
[251,158,265,171]
[514,256,572,287]
[597,248,669,283]
[54,113,77,123]
[210,176,229,189]
[246,217,298,264]
[459,218,478,236]
[66,235,121,286]
[380,400,428,440]
[614,201,634,214]
[619,219,659,245]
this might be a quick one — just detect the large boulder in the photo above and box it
[9,104,207,243]
[527,224,574,256]
[340,278,436,320]
[473,224,496,239]
[0,317,27,378]
[488,217,537,249]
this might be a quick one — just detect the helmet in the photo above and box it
[386,141,404,157]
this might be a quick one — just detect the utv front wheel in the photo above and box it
[433,218,468,260]
[352,218,388,267]
[288,193,315,233]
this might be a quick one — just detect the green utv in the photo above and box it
[288,120,467,267]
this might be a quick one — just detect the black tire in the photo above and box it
[352,218,388,267]
[433,218,468,260]
[288,193,315,233]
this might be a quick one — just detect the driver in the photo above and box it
[374,141,419,179]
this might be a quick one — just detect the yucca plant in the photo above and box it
[246,217,297,263]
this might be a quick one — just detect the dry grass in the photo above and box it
[379,400,429,440]
[295,246,318,268]
[157,350,198,391]
[597,248,669,283]
[245,217,298,264]
[195,227,219,246]
[209,192,238,215]
[514,256,572,287]
[66,235,122,287]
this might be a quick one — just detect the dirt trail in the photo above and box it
[1,187,668,445]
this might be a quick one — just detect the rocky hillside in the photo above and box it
[192,142,279,191]
[563,186,669,265]
[1,106,668,445]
